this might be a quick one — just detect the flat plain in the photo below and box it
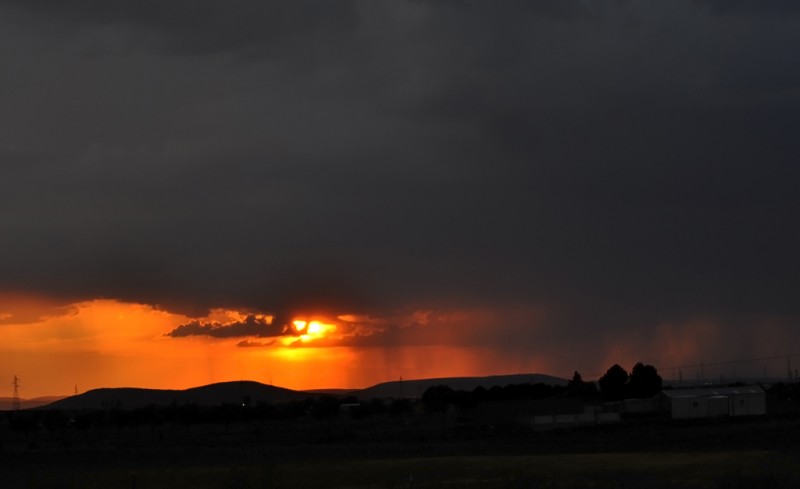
[2,409,800,488]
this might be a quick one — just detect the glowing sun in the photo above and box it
[290,319,337,343]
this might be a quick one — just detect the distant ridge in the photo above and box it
[31,374,569,410]
[302,389,353,395]
[0,396,67,410]
[353,373,567,400]
[41,381,312,410]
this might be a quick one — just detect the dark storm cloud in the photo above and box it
[698,0,800,16]
[166,315,285,338]
[1,0,358,54]
[0,295,79,326]
[1,0,799,358]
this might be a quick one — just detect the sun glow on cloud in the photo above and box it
[1,298,397,397]
[1,297,527,396]
[287,319,337,344]
[5,295,792,399]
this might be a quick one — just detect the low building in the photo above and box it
[471,399,620,429]
[530,404,620,429]
[661,386,765,419]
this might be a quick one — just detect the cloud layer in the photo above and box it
[1,1,799,363]
[166,315,285,339]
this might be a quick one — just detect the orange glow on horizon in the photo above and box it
[3,298,559,397]
[0,298,394,397]
[4,295,797,399]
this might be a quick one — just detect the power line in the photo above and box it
[661,353,800,372]
[585,353,800,380]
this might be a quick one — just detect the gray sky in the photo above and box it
[2,1,799,374]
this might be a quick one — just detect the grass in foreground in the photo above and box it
[6,451,800,489]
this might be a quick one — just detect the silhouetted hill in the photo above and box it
[183,381,310,405]
[34,374,569,410]
[41,381,312,410]
[354,373,568,400]
[302,389,352,396]
[0,396,67,410]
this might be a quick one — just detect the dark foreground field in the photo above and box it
[2,411,800,488]
[6,451,797,489]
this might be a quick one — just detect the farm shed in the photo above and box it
[472,399,580,427]
[661,386,765,419]
[471,399,620,429]
[530,404,620,429]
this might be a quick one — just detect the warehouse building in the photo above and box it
[661,386,765,419]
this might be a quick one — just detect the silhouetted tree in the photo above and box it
[599,364,629,401]
[567,371,584,396]
[311,395,340,418]
[350,398,389,418]
[8,411,39,434]
[423,385,456,434]
[567,371,599,400]
[278,400,308,419]
[369,397,388,414]
[388,398,412,416]
[341,395,359,404]
[422,385,455,414]
[472,386,488,403]
[488,385,505,400]
[627,362,662,398]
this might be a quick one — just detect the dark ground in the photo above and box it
[2,398,800,488]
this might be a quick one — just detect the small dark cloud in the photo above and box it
[166,315,285,339]
[236,339,276,348]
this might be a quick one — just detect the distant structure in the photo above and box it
[660,386,766,419]
[11,375,21,411]
[474,398,620,430]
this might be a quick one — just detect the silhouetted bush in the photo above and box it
[311,395,341,418]
[422,385,455,414]
[389,398,413,415]
[8,411,39,433]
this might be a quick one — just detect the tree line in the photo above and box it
[2,362,663,433]
[420,362,664,412]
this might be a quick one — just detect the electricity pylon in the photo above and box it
[11,375,21,411]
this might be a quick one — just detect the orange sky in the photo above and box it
[0,298,550,397]
[2,296,798,399]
